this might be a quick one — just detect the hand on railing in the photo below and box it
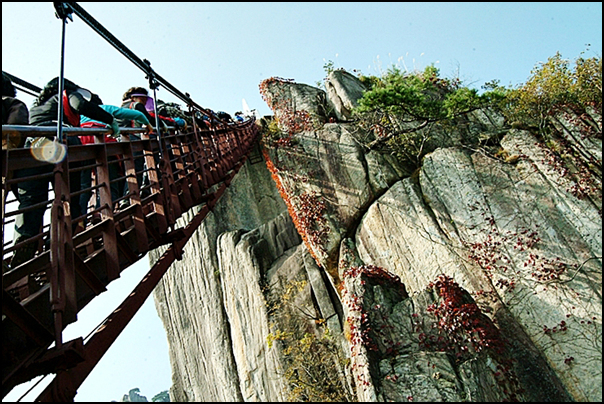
[143,123,154,134]
[109,120,121,138]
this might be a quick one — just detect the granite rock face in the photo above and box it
[324,69,368,120]
[153,70,601,401]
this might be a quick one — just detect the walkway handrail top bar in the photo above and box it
[63,2,228,124]
[2,125,147,136]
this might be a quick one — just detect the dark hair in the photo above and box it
[2,72,16,98]
[122,86,149,101]
[33,76,81,107]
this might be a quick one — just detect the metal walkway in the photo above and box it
[2,120,260,401]
[2,2,262,401]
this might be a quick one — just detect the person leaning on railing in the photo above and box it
[79,95,153,215]
[144,96,186,173]
[117,87,157,201]
[10,77,119,269]
[145,97,187,130]
[157,99,192,129]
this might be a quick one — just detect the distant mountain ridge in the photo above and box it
[115,387,169,402]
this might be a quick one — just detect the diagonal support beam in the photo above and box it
[35,202,212,402]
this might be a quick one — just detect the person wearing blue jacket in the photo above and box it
[117,87,158,200]
[79,101,153,217]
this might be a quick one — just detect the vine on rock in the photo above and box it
[533,136,601,201]
[463,203,578,289]
[264,277,353,402]
[294,192,330,248]
[425,274,523,401]
[262,147,328,265]
[424,275,505,357]
[341,265,408,395]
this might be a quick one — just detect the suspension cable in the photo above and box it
[61,2,228,124]
[54,2,72,144]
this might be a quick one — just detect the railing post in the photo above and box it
[189,106,210,192]
[1,148,7,290]
[49,2,76,351]
[158,130,183,225]
[54,2,73,144]
[93,133,120,280]
[139,131,168,233]
[204,128,221,187]
[168,129,194,208]
[119,134,149,254]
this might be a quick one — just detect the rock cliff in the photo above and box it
[152,70,601,402]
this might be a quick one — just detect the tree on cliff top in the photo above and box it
[351,51,601,169]
[351,64,505,168]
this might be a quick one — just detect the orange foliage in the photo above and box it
[262,147,323,266]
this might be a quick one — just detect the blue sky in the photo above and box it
[2,2,602,402]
